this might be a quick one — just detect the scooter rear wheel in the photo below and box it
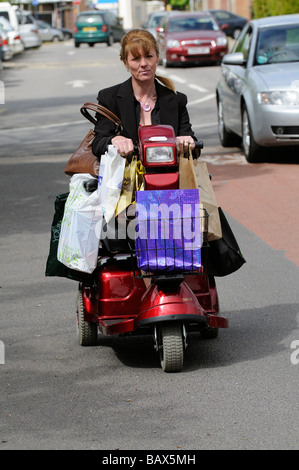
[76,289,98,346]
[158,323,184,372]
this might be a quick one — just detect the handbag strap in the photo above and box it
[80,102,123,134]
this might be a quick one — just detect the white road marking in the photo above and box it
[65,80,91,88]
[0,121,84,133]
[201,153,248,165]
[188,93,215,106]
[156,66,209,94]
[189,83,208,93]
[192,122,217,129]
[169,74,186,84]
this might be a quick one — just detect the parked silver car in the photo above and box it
[0,31,3,70]
[141,11,167,38]
[37,20,64,42]
[16,10,42,49]
[0,23,13,60]
[0,16,24,56]
[216,14,299,162]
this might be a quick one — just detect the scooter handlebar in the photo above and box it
[195,140,204,150]
[131,139,204,160]
[193,140,204,158]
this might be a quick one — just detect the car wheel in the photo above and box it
[75,42,80,48]
[107,34,114,46]
[217,98,242,147]
[52,35,60,42]
[242,105,263,163]
[89,43,95,47]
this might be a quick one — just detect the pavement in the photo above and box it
[201,150,299,267]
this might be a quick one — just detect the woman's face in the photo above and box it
[125,47,159,84]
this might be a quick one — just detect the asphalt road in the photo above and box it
[0,41,298,451]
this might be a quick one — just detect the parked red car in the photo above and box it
[156,11,228,67]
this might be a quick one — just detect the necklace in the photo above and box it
[137,93,157,112]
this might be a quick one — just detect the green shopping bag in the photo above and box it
[45,193,94,283]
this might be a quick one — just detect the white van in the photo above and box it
[0,3,19,31]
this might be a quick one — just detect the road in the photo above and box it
[0,41,298,451]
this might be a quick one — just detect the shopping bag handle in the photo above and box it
[80,102,123,134]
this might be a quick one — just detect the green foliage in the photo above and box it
[169,0,189,10]
[252,0,299,18]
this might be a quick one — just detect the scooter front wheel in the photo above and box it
[158,323,184,373]
[76,289,98,346]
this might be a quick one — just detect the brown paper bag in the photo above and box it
[179,152,222,241]
[193,159,222,241]
[179,151,197,189]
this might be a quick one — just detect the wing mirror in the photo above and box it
[222,52,246,65]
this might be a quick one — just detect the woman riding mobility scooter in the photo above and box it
[76,124,228,372]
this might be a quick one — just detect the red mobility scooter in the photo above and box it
[76,124,228,372]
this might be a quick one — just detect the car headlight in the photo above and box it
[216,37,227,46]
[257,91,299,105]
[167,39,180,48]
[146,146,175,163]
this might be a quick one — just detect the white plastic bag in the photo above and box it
[57,173,102,274]
[57,146,125,274]
[98,145,126,223]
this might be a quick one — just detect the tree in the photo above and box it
[252,0,299,18]
[166,0,189,10]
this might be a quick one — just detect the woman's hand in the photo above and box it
[176,136,195,155]
[111,135,134,157]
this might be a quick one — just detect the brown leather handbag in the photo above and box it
[64,102,122,177]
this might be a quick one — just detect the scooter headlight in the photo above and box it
[146,146,175,163]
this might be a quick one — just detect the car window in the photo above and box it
[255,25,299,65]
[17,13,36,25]
[213,11,231,20]
[0,12,10,22]
[106,12,117,24]
[160,16,169,30]
[168,17,219,33]
[77,13,104,23]
[234,26,252,60]
[150,14,165,27]
[143,14,152,27]
[0,17,13,32]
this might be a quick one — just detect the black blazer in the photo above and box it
[92,78,196,158]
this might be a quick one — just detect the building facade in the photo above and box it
[201,0,252,19]
[13,0,252,33]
